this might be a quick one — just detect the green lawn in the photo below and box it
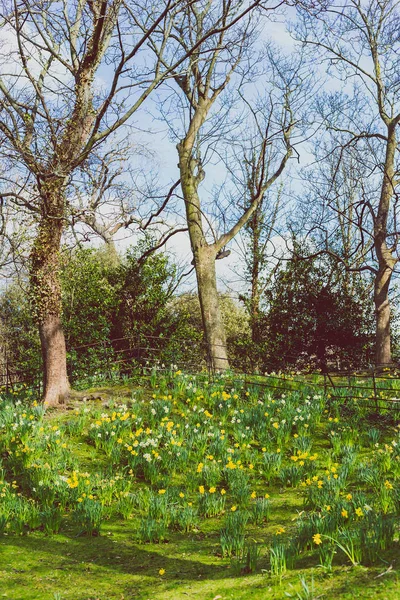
[0,373,399,599]
[1,526,399,599]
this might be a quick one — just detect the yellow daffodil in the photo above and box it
[312,533,322,545]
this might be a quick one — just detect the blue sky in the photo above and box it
[109,7,303,295]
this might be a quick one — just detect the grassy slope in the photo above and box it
[0,385,399,600]
[1,526,399,600]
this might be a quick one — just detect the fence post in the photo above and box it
[206,338,215,383]
[207,340,212,382]
[5,351,9,394]
[372,370,378,411]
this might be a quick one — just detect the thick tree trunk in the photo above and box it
[39,315,70,405]
[178,136,230,371]
[195,247,229,371]
[374,266,392,366]
[30,190,70,406]
[373,123,398,367]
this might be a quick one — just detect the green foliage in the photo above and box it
[0,236,383,386]
[269,541,288,582]
[110,244,200,370]
[260,242,375,371]
[61,247,118,381]
[220,510,248,557]
[0,283,41,384]
[0,373,399,600]
[0,243,203,385]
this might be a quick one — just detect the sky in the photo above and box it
[0,2,308,296]
[110,5,301,296]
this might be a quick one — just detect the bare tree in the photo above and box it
[0,156,33,281]
[67,142,184,267]
[223,80,300,345]
[0,0,267,404]
[294,0,400,366]
[238,183,284,344]
[297,133,375,293]
[149,5,302,370]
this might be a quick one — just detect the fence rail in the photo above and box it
[1,334,400,411]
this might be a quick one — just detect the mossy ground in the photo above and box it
[0,381,399,600]
[0,526,398,599]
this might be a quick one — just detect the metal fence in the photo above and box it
[232,370,400,413]
[1,334,400,412]
[0,333,208,393]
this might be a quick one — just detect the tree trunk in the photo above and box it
[374,265,392,366]
[373,123,398,367]
[39,314,70,405]
[250,260,261,344]
[30,189,69,406]
[316,340,327,373]
[195,247,229,371]
[248,210,261,344]
[178,136,230,371]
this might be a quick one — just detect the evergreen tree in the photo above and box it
[261,249,374,371]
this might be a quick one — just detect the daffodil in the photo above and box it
[312,533,322,545]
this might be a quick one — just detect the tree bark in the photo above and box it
[178,136,230,371]
[30,184,69,406]
[39,314,70,406]
[373,123,398,366]
[194,246,229,371]
[374,265,392,366]
[249,212,261,344]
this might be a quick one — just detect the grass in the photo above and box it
[1,524,399,599]
[0,526,398,599]
[0,371,399,599]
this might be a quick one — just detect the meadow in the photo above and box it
[0,370,399,600]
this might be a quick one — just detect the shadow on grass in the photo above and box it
[0,531,231,581]
[1,533,399,600]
